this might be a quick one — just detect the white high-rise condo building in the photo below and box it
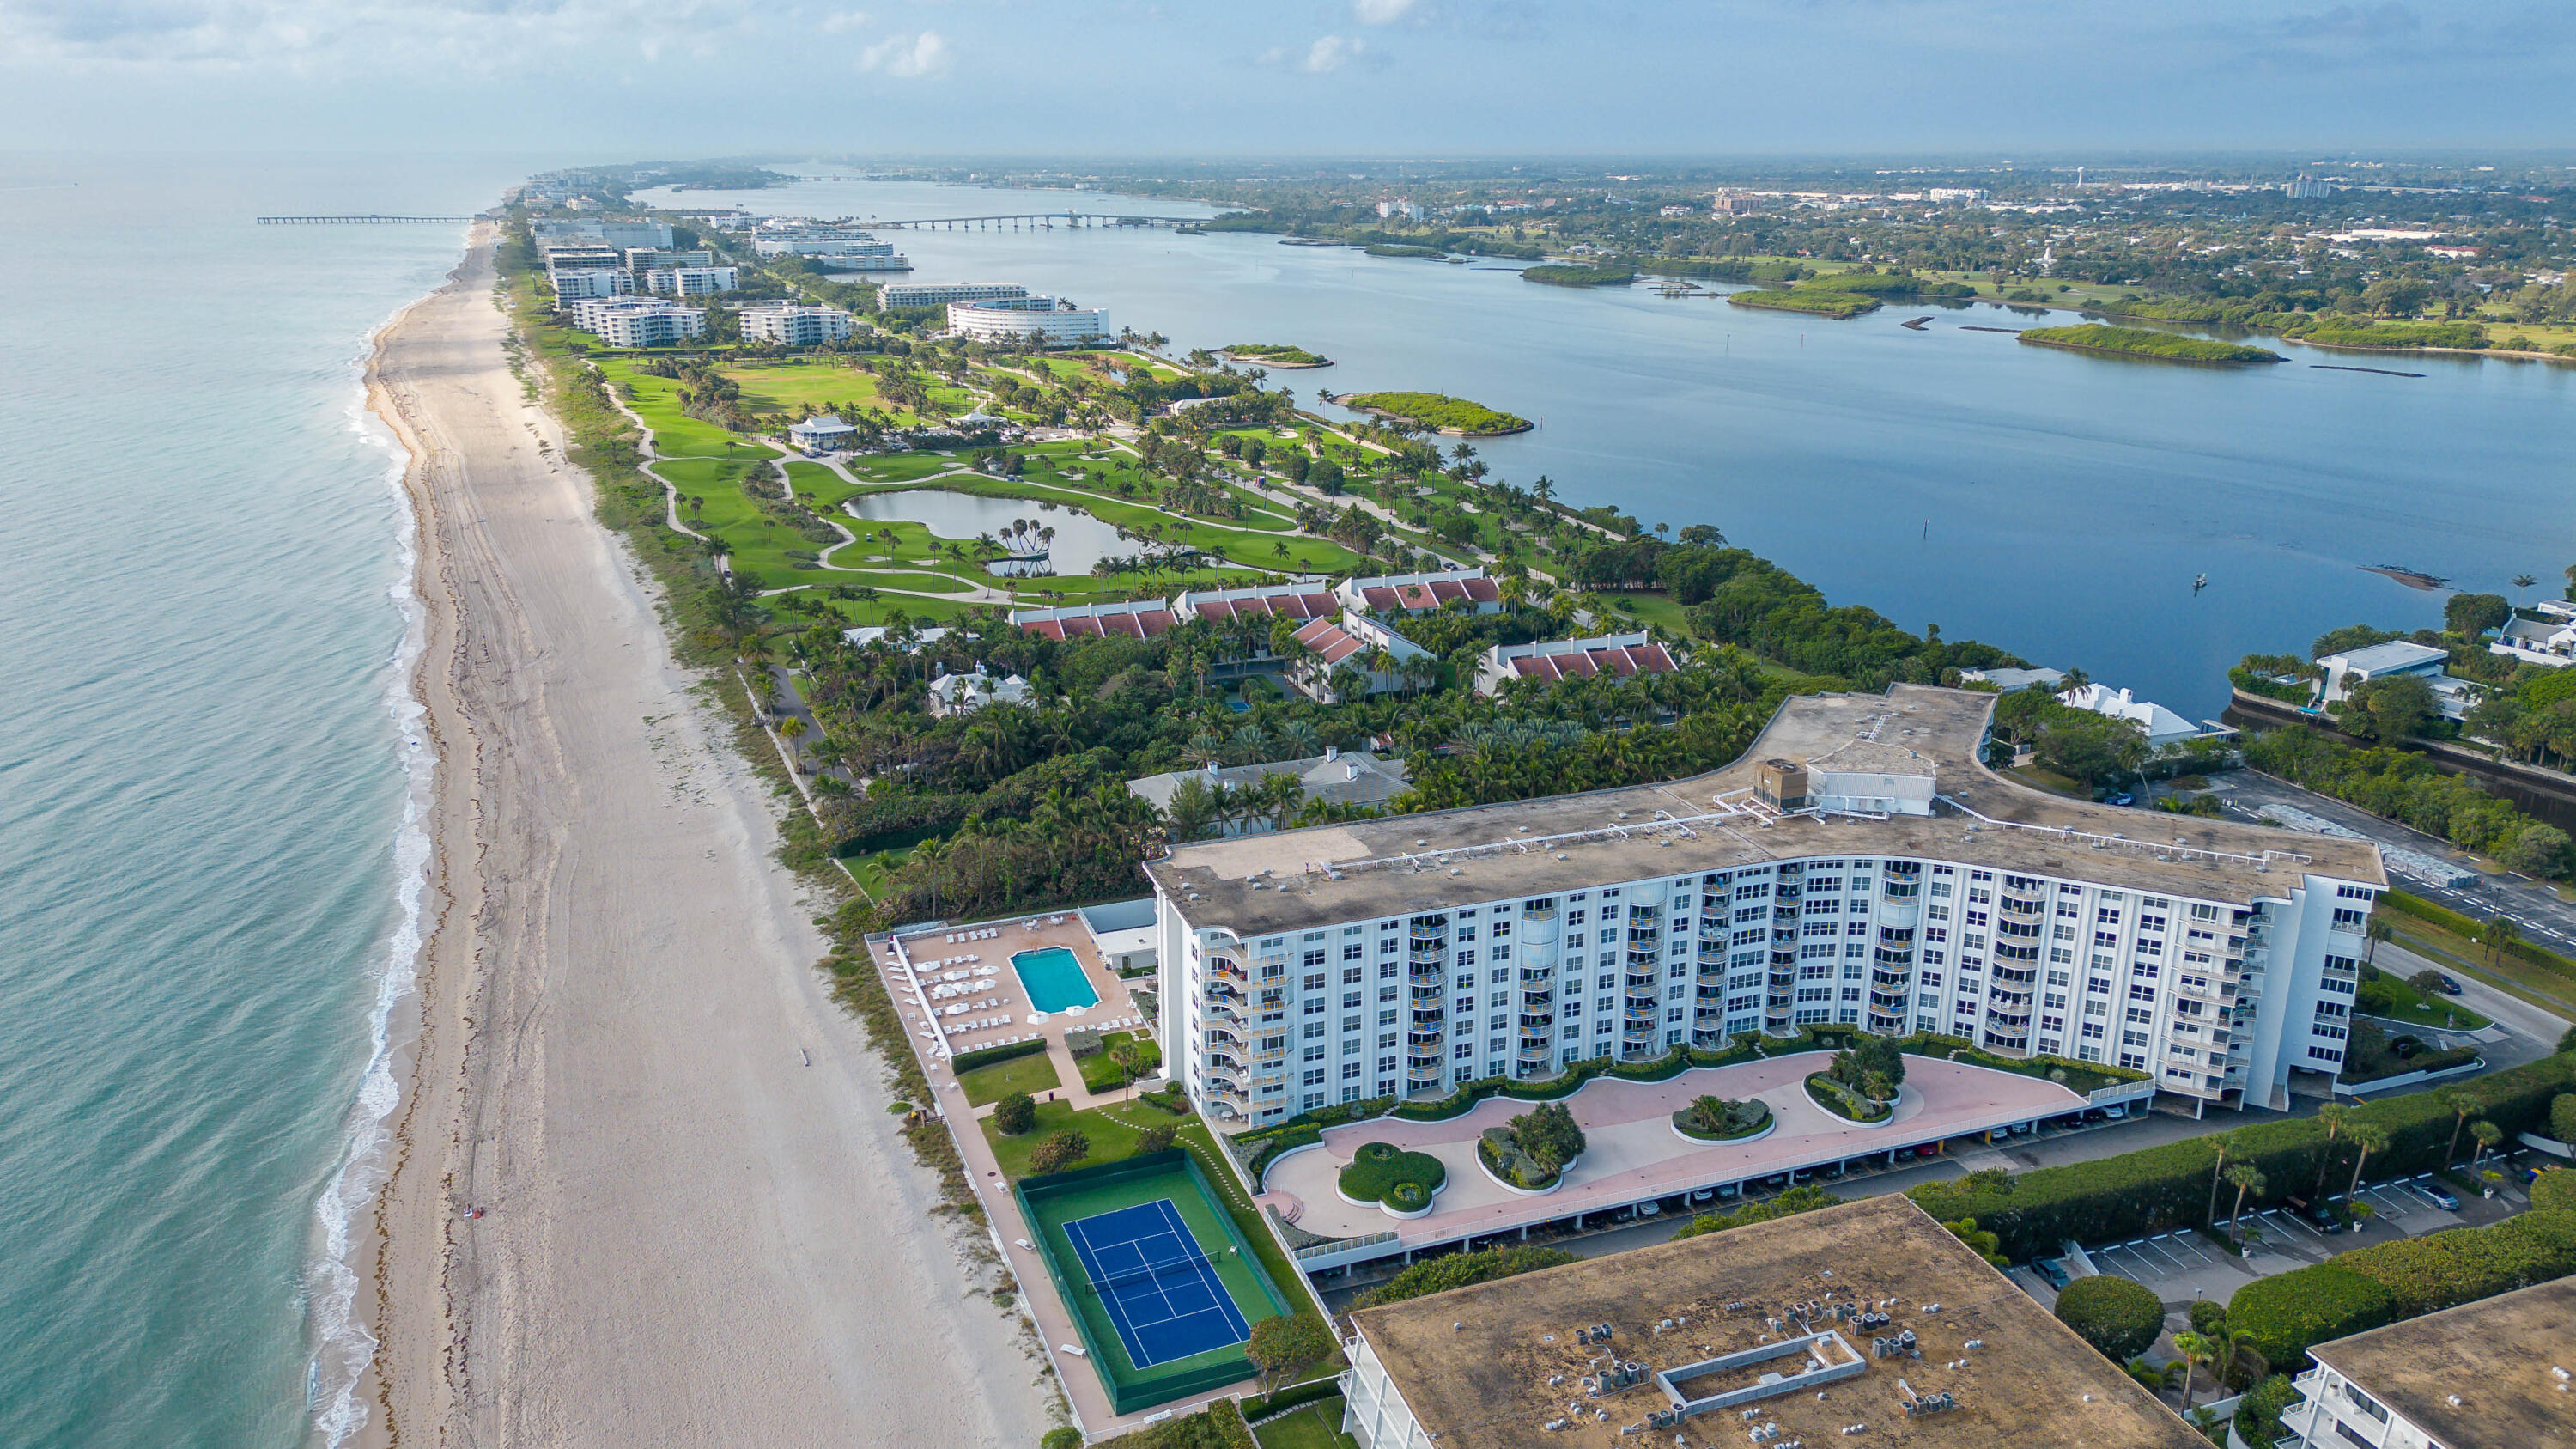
[572,299,706,347]
[1142,685,2385,1127]
[880,281,1029,309]
[738,303,854,346]
[551,267,634,303]
[945,297,1110,344]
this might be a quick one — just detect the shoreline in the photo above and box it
[357,231,1055,1447]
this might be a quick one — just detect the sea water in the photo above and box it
[0,154,519,1449]
[647,171,2576,714]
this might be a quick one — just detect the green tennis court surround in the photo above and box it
[1015,1150,1292,1413]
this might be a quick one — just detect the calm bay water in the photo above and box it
[650,173,2576,715]
[0,154,518,1448]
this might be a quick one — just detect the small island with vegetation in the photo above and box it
[1478,1102,1584,1190]
[1670,1094,1771,1142]
[1341,390,1533,436]
[1727,286,1882,320]
[1338,1141,1447,1214]
[1523,263,1637,287]
[1364,242,1449,259]
[1218,343,1332,368]
[2019,323,2285,365]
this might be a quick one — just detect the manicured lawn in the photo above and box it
[1076,1031,1164,1094]
[959,1050,1062,1106]
[981,1098,1183,1179]
[2005,765,2087,798]
[1254,1400,1360,1449]
[2357,970,2491,1031]
[596,359,777,460]
[720,360,907,420]
[848,452,964,482]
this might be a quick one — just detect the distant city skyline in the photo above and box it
[1,0,2571,155]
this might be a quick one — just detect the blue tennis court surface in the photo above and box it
[1062,1199,1251,1368]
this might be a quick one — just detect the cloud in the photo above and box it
[1302,33,1363,71]
[860,28,947,76]
[0,0,769,68]
[817,9,870,34]
[1352,0,1417,21]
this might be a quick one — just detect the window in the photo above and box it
[1377,940,1398,957]
[1340,1063,1362,1081]
[1341,945,1364,963]
[2331,908,2367,932]
[1302,949,1327,969]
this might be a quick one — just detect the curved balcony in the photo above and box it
[1410,922,1449,940]
[1517,916,1559,947]
[1868,989,1909,1014]
[1521,990,1555,1010]
[1992,941,2042,965]
[1868,1011,1907,1036]
[1206,956,1248,986]
[1980,1029,2030,1052]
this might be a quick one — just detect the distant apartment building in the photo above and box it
[1474,633,1677,695]
[569,298,706,347]
[738,303,854,346]
[539,244,624,274]
[644,265,742,297]
[1376,198,1424,221]
[881,282,1028,309]
[533,218,674,248]
[1127,748,1412,837]
[1142,685,2387,1127]
[551,267,635,303]
[2286,174,2336,199]
[1928,187,1991,204]
[751,234,891,258]
[1289,612,1431,703]
[945,297,1111,345]
[624,248,714,272]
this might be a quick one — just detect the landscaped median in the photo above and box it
[1669,1094,1772,1143]
[1804,1073,1894,1123]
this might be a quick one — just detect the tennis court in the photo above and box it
[1016,1148,1295,1413]
[1063,1199,1253,1368]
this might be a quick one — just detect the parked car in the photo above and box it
[1792,1167,1814,1184]
[2434,974,2464,995]
[1637,1200,1662,1218]
[2302,1202,2348,1235]
[2105,1105,2128,1121]
[2109,792,2136,807]
[2032,1257,2071,1290]
[2419,1183,2461,1210]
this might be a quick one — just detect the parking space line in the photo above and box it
[2167,1234,2216,1267]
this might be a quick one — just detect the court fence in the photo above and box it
[1017,1149,1291,1415]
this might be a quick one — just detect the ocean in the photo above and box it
[0,154,517,1448]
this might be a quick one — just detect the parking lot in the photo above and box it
[2030,1172,2491,1313]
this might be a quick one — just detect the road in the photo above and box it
[2209,770,2576,951]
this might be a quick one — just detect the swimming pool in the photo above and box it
[1012,947,1100,1014]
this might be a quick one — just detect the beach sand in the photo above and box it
[358,233,1054,1446]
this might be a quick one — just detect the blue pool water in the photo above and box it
[1013,947,1101,1014]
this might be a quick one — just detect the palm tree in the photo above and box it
[2345,1123,2391,1202]
[2482,914,2520,967]
[2225,1163,2266,1230]
[2444,1089,2486,1167]
[2205,1129,2245,1227]
[2513,574,2539,604]
[2364,916,2393,967]
[2311,1103,2354,1197]
[2470,1118,2505,1173]
[2170,1331,2215,1411]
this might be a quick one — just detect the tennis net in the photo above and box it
[1078,1246,1221,1296]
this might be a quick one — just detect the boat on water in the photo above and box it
[1901,315,1933,330]
[2361,563,2449,590]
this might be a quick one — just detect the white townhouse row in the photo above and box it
[1140,685,2387,1129]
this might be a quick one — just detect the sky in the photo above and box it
[0,0,2571,156]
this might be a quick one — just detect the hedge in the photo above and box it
[1236,1376,1344,1422]
[1907,1050,2576,1262]
[1350,1245,1576,1309]
[1337,1142,1445,1203]
[2228,1209,2576,1366]
[950,1038,1048,1074]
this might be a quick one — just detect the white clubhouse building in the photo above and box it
[1142,685,2386,1128]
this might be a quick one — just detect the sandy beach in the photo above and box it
[358,234,1054,1447]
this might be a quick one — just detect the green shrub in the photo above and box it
[993,1092,1036,1135]
[1236,1375,1345,1421]
[2235,1374,2298,1449]
[2533,1166,2576,1211]
[1908,1050,2576,1261]
[1337,1141,1447,1203]
[1042,1428,1084,1449]
[1027,1129,1091,1174]
[1805,1073,1892,1123]
[1673,1095,1771,1141]
[2227,1261,2400,1367]
[2054,1275,2166,1361]
[951,1038,1048,1074]
[2188,1300,2229,1336]
[1670,1184,1842,1240]
[1351,1245,1575,1308]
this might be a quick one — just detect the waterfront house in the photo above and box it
[2055,682,2213,751]
[925,668,1030,718]
[2491,601,2576,668]
[2317,640,2484,721]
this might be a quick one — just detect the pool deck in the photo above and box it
[878,913,1183,1436]
[1258,1053,2085,1249]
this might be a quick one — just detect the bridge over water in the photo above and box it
[854,212,1205,230]
[255,214,479,225]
